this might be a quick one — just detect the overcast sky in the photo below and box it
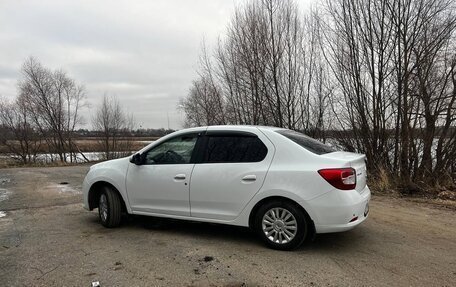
[0,0,312,129]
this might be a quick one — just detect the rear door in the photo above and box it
[189,128,274,220]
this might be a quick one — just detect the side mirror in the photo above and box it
[130,153,143,165]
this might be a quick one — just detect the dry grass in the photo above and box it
[368,167,393,194]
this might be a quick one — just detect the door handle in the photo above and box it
[242,175,257,182]
[174,174,186,180]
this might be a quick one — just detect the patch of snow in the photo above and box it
[0,211,6,218]
[0,188,12,202]
[58,184,80,194]
[45,184,80,194]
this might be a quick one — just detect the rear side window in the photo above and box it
[203,135,267,163]
[276,130,336,155]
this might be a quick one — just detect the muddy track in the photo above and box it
[0,166,455,286]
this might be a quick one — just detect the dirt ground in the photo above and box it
[0,166,455,286]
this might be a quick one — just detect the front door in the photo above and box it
[126,133,199,216]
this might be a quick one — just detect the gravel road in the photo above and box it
[0,165,455,286]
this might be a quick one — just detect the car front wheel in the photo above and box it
[98,186,122,228]
[255,200,308,250]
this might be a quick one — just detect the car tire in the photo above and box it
[98,186,122,228]
[254,200,308,250]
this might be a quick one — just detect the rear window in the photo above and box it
[276,130,336,155]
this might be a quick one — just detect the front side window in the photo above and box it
[144,134,198,164]
[203,135,267,163]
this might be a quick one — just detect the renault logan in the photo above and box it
[83,126,370,250]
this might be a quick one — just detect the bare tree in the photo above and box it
[183,0,332,136]
[0,97,42,163]
[179,44,226,127]
[92,94,135,160]
[18,57,86,162]
[321,0,398,169]
[321,0,456,186]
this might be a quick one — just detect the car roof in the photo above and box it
[199,125,285,132]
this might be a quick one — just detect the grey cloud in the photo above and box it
[0,0,311,128]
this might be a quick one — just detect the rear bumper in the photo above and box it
[303,186,371,234]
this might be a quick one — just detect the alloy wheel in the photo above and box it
[262,207,297,244]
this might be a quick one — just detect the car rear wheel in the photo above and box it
[98,186,122,228]
[254,200,308,250]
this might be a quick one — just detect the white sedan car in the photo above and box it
[83,125,370,250]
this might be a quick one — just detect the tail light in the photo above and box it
[318,168,356,190]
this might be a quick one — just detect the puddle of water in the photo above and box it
[0,211,6,218]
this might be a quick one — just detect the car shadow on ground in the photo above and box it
[131,215,258,245]
[310,231,368,252]
[84,212,368,252]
